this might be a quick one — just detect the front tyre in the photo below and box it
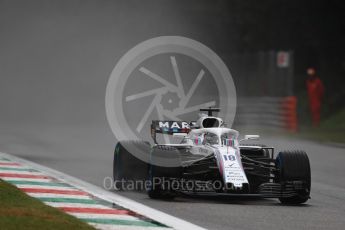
[276,150,311,204]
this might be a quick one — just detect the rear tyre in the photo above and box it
[276,150,311,204]
[147,145,181,199]
[113,140,150,190]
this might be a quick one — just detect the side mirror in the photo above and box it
[173,133,188,137]
[240,135,260,142]
[244,135,260,140]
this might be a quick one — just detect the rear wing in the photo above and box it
[151,121,191,144]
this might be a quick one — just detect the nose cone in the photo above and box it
[218,145,237,154]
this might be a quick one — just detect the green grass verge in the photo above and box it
[0,180,95,230]
[295,128,345,144]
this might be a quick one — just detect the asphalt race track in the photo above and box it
[0,122,344,230]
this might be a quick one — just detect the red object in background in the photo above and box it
[282,96,298,132]
[306,74,324,127]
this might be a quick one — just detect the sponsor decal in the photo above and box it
[158,121,190,129]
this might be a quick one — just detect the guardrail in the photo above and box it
[234,96,298,132]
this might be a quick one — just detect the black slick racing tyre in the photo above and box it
[113,140,150,190]
[275,150,311,204]
[147,145,181,199]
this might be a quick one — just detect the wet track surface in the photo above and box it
[1,122,345,230]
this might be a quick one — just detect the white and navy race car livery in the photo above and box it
[114,108,311,204]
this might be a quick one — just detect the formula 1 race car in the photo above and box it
[113,108,311,204]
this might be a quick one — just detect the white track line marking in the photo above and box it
[89,224,170,230]
[0,167,39,172]
[0,164,24,168]
[71,213,139,221]
[0,152,206,230]
[15,185,81,191]
[27,193,91,199]
[0,170,45,175]
[45,202,107,209]
[1,177,52,182]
